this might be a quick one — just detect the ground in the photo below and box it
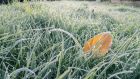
[0,1,140,79]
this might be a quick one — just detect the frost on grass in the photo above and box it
[0,2,140,79]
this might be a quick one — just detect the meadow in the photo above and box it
[0,1,140,79]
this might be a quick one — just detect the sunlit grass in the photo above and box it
[0,1,140,79]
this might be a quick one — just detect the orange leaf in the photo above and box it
[83,32,112,57]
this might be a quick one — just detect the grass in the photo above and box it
[0,1,140,79]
